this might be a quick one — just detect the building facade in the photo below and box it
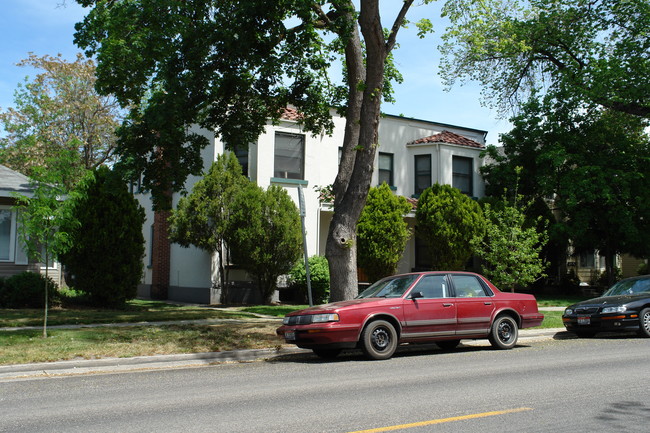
[136,111,488,304]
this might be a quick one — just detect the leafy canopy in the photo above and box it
[0,53,122,188]
[440,0,650,118]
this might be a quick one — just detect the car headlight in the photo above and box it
[310,313,340,323]
[601,306,626,314]
[283,313,340,325]
[564,308,573,316]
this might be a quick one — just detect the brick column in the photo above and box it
[151,209,171,299]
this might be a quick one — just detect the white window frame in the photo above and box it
[0,206,16,263]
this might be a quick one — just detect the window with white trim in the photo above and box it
[274,132,304,180]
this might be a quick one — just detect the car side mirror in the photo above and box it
[409,291,423,300]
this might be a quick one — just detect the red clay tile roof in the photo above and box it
[279,107,303,121]
[408,130,484,149]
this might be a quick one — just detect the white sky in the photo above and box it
[0,1,512,146]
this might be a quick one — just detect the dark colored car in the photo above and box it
[276,271,543,360]
[563,275,650,338]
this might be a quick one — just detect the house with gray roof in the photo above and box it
[0,164,60,281]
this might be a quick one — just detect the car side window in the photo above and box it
[413,275,447,299]
[451,275,488,298]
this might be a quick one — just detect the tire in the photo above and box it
[360,320,398,360]
[574,331,596,338]
[312,348,341,359]
[436,340,461,350]
[488,315,518,350]
[638,308,650,338]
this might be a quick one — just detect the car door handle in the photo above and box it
[484,302,492,305]
[442,303,453,307]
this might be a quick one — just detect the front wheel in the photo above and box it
[360,320,398,360]
[488,316,518,349]
[638,308,650,338]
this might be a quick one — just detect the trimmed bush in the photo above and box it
[288,256,330,304]
[0,272,57,308]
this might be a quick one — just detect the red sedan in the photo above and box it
[277,271,543,360]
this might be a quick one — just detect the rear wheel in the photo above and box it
[436,340,460,350]
[312,348,342,359]
[488,315,518,349]
[360,320,398,360]
[638,308,650,338]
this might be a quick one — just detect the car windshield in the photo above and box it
[603,277,650,296]
[356,275,419,299]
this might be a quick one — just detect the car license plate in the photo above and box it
[578,316,591,325]
[284,331,296,341]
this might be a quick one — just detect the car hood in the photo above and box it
[570,293,649,307]
[286,298,391,315]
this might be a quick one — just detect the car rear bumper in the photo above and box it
[520,313,544,328]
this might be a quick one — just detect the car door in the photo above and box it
[402,274,457,339]
[450,274,495,336]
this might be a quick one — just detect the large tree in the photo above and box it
[74,0,433,301]
[482,98,650,285]
[0,53,122,188]
[440,0,650,119]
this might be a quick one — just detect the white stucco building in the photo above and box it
[136,109,488,303]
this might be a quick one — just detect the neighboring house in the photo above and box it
[0,164,61,283]
[135,110,488,304]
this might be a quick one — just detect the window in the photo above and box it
[451,274,488,298]
[414,236,431,271]
[452,156,473,195]
[378,152,393,186]
[0,209,13,261]
[234,146,249,178]
[414,154,432,195]
[274,133,304,180]
[413,274,447,298]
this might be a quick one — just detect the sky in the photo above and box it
[0,1,512,146]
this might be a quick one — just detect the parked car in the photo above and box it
[276,271,544,360]
[563,275,650,338]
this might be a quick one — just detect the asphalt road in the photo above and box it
[1,336,649,433]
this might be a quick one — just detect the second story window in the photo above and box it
[452,156,473,196]
[414,154,432,196]
[274,132,304,180]
[378,152,394,186]
[234,146,249,178]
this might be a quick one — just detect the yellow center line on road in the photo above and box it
[347,407,533,433]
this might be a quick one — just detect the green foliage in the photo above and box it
[0,53,122,189]
[0,272,57,309]
[59,166,145,308]
[415,184,485,270]
[482,98,650,283]
[472,193,548,292]
[168,153,249,301]
[440,0,650,118]
[357,183,413,282]
[226,184,302,304]
[288,256,331,304]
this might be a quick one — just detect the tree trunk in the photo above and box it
[327,1,410,301]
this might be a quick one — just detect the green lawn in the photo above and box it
[0,299,255,328]
[0,298,566,365]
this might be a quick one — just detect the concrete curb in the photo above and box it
[0,328,568,381]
